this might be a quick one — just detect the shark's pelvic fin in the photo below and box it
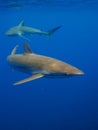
[19,20,24,27]
[24,42,32,54]
[11,45,19,55]
[13,73,44,85]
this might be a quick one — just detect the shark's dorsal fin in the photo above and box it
[24,42,32,54]
[11,45,19,55]
[19,20,24,27]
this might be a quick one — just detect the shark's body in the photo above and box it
[7,43,84,85]
[5,21,62,41]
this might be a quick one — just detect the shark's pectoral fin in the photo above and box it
[13,73,44,86]
[11,45,19,55]
[19,34,31,41]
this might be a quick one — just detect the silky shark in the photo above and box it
[5,21,62,41]
[7,43,84,85]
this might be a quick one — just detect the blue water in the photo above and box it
[0,0,98,130]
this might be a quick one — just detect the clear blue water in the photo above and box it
[0,0,98,130]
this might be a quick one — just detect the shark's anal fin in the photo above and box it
[13,73,44,86]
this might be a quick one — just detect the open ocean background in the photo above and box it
[0,0,98,130]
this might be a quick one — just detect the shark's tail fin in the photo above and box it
[46,25,62,40]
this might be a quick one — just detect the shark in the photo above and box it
[5,21,62,41]
[7,43,84,85]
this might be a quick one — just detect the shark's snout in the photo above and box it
[63,65,84,76]
[68,68,84,75]
[74,70,84,75]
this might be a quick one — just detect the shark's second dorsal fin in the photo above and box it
[24,42,32,54]
[11,45,19,55]
[19,20,24,27]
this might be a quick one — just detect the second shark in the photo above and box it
[5,21,62,41]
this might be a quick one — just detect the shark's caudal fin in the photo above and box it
[46,25,62,39]
[46,26,62,40]
[13,73,44,85]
